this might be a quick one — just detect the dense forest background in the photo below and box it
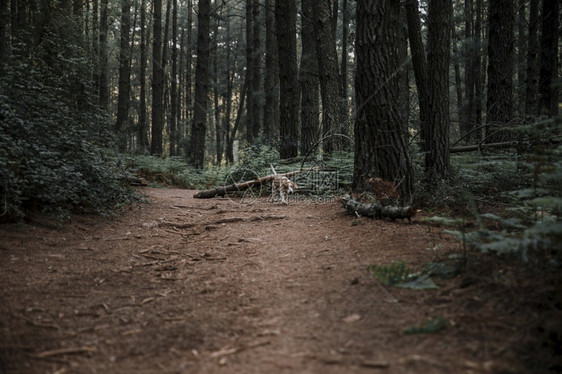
[0,0,560,224]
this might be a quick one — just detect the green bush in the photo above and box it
[0,60,136,221]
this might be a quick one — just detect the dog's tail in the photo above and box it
[270,163,277,175]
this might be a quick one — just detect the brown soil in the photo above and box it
[0,188,557,373]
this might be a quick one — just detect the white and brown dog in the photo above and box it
[269,164,298,204]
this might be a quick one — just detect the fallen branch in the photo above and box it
[340,195,416,222]
[193,170,302,199]
[449,141,517,153]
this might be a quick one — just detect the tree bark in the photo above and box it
[251,0,262,141]
[405,0,429,153]
[189,0,211,168]
[98,0,109,109]
[151,0,163,155]
[538,0,559,116]
[169,0,178,156]
[115,0,132,152]
[245,0,255,144]
[0,0,11,62]
[516,0,526,116]
[525,0,539,115]
[354,0,414,201]
[275,0,299,159]
[313,0,346,154]
[299,0,320,157]
[486,0,514,142]
[263,0,279,143]
[138,0,149,153]
[425,0,452,179]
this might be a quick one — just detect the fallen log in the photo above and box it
[193,170,302,199]
[340,194,416,222]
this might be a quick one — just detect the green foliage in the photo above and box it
[126,155,226,189]
[442,117,562,263]
[369,261,412,286]
[0,19,136,221]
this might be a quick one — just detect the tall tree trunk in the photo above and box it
[538,0,559,116]
[525,0,539,115]
[463,0,475,143]
[451,24,463,129]
[245,0,255,144]
[138,0,149,152]
[263,0,279,143]
[0,0,10,63]
[178,27,185,145]
[151,0,163,155]
[162,0,171,145]
[184,0,193,156]
[189,0,210,168]
[405,0,430,153]
[213,14,222,165]
[251,0,262,141]
[98,0,109,109]
[92,0,99,101]
[473,0,483,140]
[425,0,452,179]
[313,0,346,154]
[299,0,320,157]
[169,0,178,156]
[275,0,299,159]
[486,0,514,142]
[516,0,526,117]
[222,16,233,164]
[341,0,349,130]
[115,0,132,152]
[354,0,414,201]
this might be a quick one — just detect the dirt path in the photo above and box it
[1,188,520,373]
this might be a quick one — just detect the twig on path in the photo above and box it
[34,346,97,358]
[208,340,271,359]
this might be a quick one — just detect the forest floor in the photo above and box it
[0,187,559,374]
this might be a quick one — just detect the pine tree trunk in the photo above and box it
[341,0,349,128]
[486,0,514,142]
[473,0,483,140]
[98,0,109,109]
[245,0,255,144]
[222,16,233,163]
[516,0,526,117]
[251,0,262,141]
[184,0,193,157]
[451,24,463,129]
[213,15,222,165]
[263,0,279,143]
[354,0,414,201]
[538,0,559,116]
[169,0,178,156]
[115,0,132,152]
[275,0,299,159]
[463,0,474,143]
[525,0,539,115]
[189,0,210,168]
[0,0,10,62]
[299,0,320,157]
[151,0,163,155]
[425,0,452,179]
[138,0,149,153]
[313,0,346,154]
[405,0,429,153]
